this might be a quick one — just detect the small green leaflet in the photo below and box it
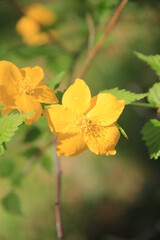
[2,191,22,215]
[102,88,147,105]
[142,119,160,160]
[148,82,160,107]
[115,123,128,139]
[48,71,65,90]
[135,52,160,78]
[0,113,31,155]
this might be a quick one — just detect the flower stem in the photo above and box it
[53,138,64,240]
[78,0,128,78]
[131,102,157,109]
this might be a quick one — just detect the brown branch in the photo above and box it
[53,138,64,240]
[78,0,128,79]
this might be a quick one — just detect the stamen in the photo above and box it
[75,114,99,136]
[18,76,35,95]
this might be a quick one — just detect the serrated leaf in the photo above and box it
[48,71,65,90]
[148,82,160,107]
[0,113,31,145]
[2,192,22,215]
[102,88,147,105]
[115,123,128,139]
[135,52,160,78]
[142,119,160,159]
[41,155,52,173]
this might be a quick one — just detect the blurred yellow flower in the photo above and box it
[44,79,125,156]
[25,4,56,25]
[0,61,58,124]
[24,30,58,46]
[16,4,57,46]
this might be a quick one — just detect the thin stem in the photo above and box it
[78,0,128,78]
[86,12,95,52]
[53,138,64,240]
[131,102,157,109]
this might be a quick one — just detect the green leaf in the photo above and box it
[142,119,160,159]
[102,88,147,105]
[56,91,63,104]
[23,146,40,159]
[0,113,31,155]
[148,82,160,107]
[0,159,14,177]
[135,52,160,78]
[115,123,128,139]
[23,126,42,143]
[0,113,30,145]
[41,155,53,173]
[2,192,22,215]
[48,71,65,90]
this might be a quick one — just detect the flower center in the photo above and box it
[18,76,35,95]
[75,114,98,136]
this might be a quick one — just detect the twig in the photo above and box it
[78,0,128,79]
[86,12,95,52]
[53,138,64,240]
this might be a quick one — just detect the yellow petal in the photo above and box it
[2,106,13,116]
[31,83,58,104]
[23,32,50,46]
[16,16,40,39]
[56,133,87,156]
[87,93,125,126]
[25,4,56,25]
[0,85,17,107]
[0,61,21,85]
[44,105,75,134]
[84,124,120,155]
[43,108,55,134]
[15,94,42,124]
[20,66,44,88]
[62,79,91,115]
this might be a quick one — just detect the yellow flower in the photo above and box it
[44,79,125,156]
[25,4,56,25]
[0,61,58,124]
[16,4,57,46]
[23,30,58,46]
[16,16,40,40]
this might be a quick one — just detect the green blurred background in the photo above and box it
[1,0,160,239]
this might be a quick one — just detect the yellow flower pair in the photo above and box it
[0,61,125,156]
[0,61,58,124]
[16,4,57,46]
